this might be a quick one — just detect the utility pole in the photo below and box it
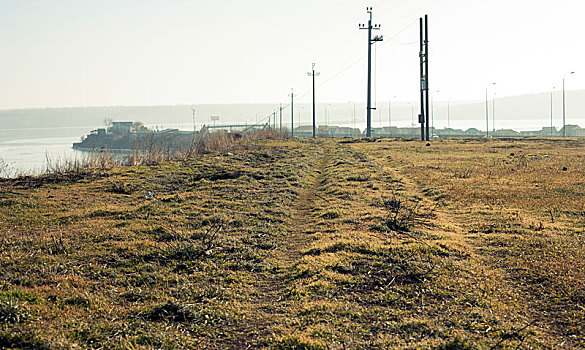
[419,15,429,141]
[360,7,383,137]
[289,89,296,137]
[424,15,430,141]
[419,18,425,141]
[279,104,283,133]
[307,63,320,138]
[191,107,196,132]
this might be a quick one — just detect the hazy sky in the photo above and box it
[1,0,584,109]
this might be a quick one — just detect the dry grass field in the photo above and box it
[1,136,584,349]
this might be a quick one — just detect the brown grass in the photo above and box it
[0,136,583,349]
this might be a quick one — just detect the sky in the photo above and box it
[0,0,584,109]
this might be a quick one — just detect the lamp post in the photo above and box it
[562,71,575,137]
[347,105,353,137]
[551,87,555,137]
[388,98,392,128]
[492,90,497,133]
[485,82,496,137]
[447,99,451,129]
[353,103,356,136]
[431,90,439,135]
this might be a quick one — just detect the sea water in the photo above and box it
[1,99,584,176]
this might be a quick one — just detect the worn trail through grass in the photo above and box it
[369,151,561,346]
[1,137,584,349]
[356,138,585,349]
[228,145,329,347]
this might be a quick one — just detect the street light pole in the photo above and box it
[562,72,575,137]
[485,88,488,138]
[388,99,391,128]
[353,103,356,136]
[485,83,496,137]
[492,91,496,133]
[432,90,439,135]
[289,89,296,137]
[448,100,450,129]
[551,87,555,137]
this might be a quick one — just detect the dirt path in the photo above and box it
[358,145,570,348]
[226,144,330,348]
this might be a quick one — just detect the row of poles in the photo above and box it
[287,8,430,140]
[262,8,576,140]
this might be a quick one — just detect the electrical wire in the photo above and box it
[376,0,412,18]
[253,18,421,124]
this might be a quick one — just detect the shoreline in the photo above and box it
[72,145,136,153]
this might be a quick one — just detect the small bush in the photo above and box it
[382,196,420,232]
[0,298,30,324]
[320,210,341,219]
[106,181,134,194]
[270,337,325,350]
[63,296,90,307]
[142,302,198,322]
[435,337,478,350]
[0,331,49,350]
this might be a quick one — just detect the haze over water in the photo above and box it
[2,91,585,175]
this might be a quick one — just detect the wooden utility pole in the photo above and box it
[424,15,430,141]
[307,63,320,138]
[419,15,430,141]
[360,7,383,137]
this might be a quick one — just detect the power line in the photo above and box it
[250,19,420,129]
[376,0,412,18]
[291,19,418,105]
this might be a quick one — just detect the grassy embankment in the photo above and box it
[1,136,584,349]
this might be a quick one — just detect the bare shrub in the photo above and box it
[382,195,421,232]
[12,129,287,181]
[0,298,30,324]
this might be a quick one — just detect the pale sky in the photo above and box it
[0,0,584,109]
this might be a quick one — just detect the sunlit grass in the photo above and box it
[0,136,584,348]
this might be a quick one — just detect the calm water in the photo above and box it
[2,99,584,176]
[0,132,88,176]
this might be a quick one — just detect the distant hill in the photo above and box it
[1,90,584,133]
